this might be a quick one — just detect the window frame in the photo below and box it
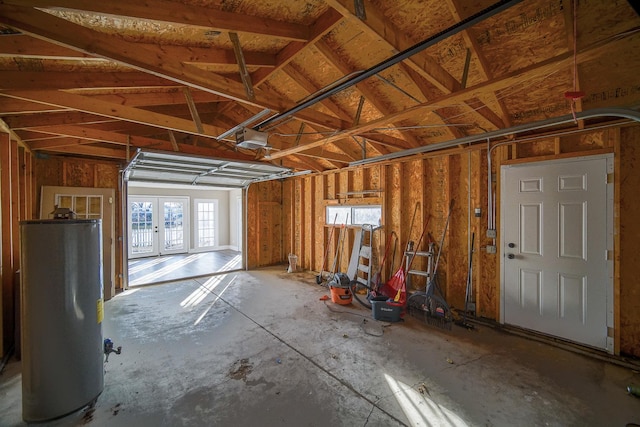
[194,198,219,250]
[325,204,382,226]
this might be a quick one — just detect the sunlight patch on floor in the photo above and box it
[194,276,237,325]
[128,256,172,274]
[181,273,228,309]
[129,253,207,286]
[384,373,468,427]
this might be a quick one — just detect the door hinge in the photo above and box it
[606,249,613,260]
[607,173,614,184]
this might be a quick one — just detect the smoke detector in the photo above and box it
[235,128,268,150]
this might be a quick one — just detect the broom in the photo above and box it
[380,202,419,300]
[371,231,397,293]
[387,215,431,305]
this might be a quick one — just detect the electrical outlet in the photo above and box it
[487,229,497,238]
[486,245,497,254]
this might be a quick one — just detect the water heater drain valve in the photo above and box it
[104,338,122,362]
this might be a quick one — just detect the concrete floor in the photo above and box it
[1,266,639,426]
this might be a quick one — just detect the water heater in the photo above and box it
[20,219,104,422]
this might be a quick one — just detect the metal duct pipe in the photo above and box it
[256,0,524,130]
[349,108,640,167]
[348,107,640,244]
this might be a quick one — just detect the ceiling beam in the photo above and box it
[0,5,288,109]
[317,0,507,135]
[251,8,343,87]
[0,5,351,132]
[282,64,352,122]
[1,0,310,41]
[33,141,128,159]
[324,0,461,94]
[266,29,632,160]
[1,89,224,139]
[0,34,278,67]
[0,70,173,90]
[2,111,116,128]
[444,0,511,128]
[316,39,459,144]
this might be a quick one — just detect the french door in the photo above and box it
[128,197,189,258]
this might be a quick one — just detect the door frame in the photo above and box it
[40,186,116,300]
[499,154,614,353]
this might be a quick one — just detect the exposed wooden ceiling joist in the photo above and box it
[0,0,637,170]
[1,0,311,41]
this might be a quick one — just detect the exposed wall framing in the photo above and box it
[247,124,640,358]
[0,135,34,355]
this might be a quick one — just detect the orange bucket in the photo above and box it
[329,286,352,305]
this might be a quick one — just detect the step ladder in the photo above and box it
[405,241,435,289]
[349,224,374,290]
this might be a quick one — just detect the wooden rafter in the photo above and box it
[324,0,460,93]
[325,0,506,134]
[267,29,635,160]
[0,34,278,67]
[1,0,311,41]
[1,90,223,139]
[0,4,349,132]
[229,32,255,101]
[282,64,352,122]
[444,0,511,128]
[251,8,343,87]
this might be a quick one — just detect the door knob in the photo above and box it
[507,253,515,259]
[508,242,515,248]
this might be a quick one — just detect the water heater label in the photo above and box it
[97,299,104,324]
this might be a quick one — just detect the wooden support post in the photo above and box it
[168,130,180,152]
[182,87,204,146]
[1,135,18,354]
[229,32,255,101]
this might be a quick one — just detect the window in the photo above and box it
[55,194,102,219]
[326,205,381,226]
[195,199,218,249]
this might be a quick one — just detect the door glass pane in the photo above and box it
[164,202,184,251]
[58,196,72,209]
[131,201,154,255]
[89,196,102,217]
[197,201,215,248]
[75,196,87,216]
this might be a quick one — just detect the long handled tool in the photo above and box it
[317,213,339,284]
[432,199,453,279]
[407,201,454,330]
[456,232,476,330]
[380,203,419,300]
[392,215,431,304]
[371,231,398,291]
[329,213,349,279]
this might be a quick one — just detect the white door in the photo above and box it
[501,155,613,351]
[128,197,158,258]
[160,198,188,255]
[128,197,189,258]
